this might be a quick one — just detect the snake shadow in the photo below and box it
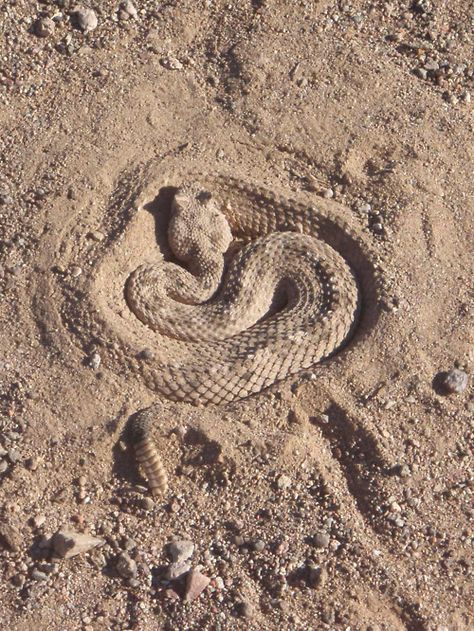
[311,402,390,530]
[110,411,146,489]
[142,185,179,259]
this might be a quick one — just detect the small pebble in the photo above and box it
[73,6,98,34]
[184,569,210,602]
[116,552,137,579]
[312,531,330,548]
[321,188,334,199]
[168,539,194,563]
[89,352,101,370]
[70,265,82,277]
[35,17,55,38]
[138,348,155,361]
[277,474,291,490]
[252,539,265,552]
[32,515,46,529]
[160,57,183,71]
[88,230,105,242]
[11,574,25,588]
[438,369,469,394]
[398,464,411,477]
[52,529,103,558]
[119,0,138,19]
[25,457,40,471]
[166,560,191,580]
[0,192,13,205]
[140,497,154,511]
[31,569,49,581]
[0,523,21,551]
[414,67,428,80]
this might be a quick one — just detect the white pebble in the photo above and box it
[73,6,98,34]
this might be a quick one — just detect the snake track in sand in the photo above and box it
[45,169,383,406]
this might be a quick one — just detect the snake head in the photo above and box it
[170,183,233,261]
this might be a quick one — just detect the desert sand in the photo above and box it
[0,1,472,630]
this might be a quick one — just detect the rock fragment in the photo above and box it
[35,17,55,38]
[119,0,138,20]
[31,568,49,581]
[160,56,183,70]
[252,539,265,552]
[52,529,103,558]
[168,539,194,563]
[0,191,13,205]
[312,531,330,548]
[277,474,291,490]
[88,352,101,370]
[438,368,469,394]
[166,560,191,580]
[184,569,210,602]
[116,552,137,579]
[0,523,21,552]
[72,6,98,34]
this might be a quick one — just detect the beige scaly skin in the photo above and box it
[125,182,360,404]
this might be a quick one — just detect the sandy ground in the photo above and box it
[0,1,473,630]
